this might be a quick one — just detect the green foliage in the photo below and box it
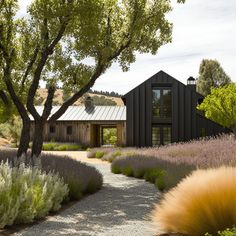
[42,142,81,151]
[0,161,68,228]
[198,84,236,135]
[197,59,231,96]
[144,169,165,184]
[0,0,186,156]
[111,165,122,174]
[121,166,133,177]
[103,128,117,145]
[0,116,22,146]
[133,168,146,178]
[206,228,236,236]
[95,151,105,159]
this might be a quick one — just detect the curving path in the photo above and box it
[17,151,161,236]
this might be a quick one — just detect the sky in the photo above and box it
[18,0,236,95]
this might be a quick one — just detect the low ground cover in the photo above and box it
[42,142,84,151]
[0,150,103,228]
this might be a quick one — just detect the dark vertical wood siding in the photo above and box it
[124,70,229,147]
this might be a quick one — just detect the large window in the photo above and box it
[152,126,171,146]
[152,88,172,118]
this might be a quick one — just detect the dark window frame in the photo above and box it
[152,125,172,146]
[152,86,172,122]
[66,125,73,135]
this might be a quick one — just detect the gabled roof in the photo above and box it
[32,106,126,121]
[122,70,204,99]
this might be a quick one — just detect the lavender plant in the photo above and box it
[0,150,103,200]
[0,161,68,228]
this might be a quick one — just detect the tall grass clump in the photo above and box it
[152,166,236,236]
[0,161,68,228]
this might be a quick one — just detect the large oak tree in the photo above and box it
[0,0,185,157]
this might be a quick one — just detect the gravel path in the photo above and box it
[16,152,161,236]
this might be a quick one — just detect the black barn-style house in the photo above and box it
[122,70,228,147]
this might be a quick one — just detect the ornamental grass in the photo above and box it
[152,166,236,236]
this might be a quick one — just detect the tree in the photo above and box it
[197,84,236,136]
[196,59,231,96]
[0,0,185,157]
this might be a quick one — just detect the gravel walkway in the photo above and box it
[16,152,161,236]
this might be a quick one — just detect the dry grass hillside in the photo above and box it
[0,138,10,147]
[37,88,124,106]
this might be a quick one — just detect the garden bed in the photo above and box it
[88,135,236,191]
[0,149,103,230]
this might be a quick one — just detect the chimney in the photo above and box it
[187,76,196,91]
[84,96,94,110]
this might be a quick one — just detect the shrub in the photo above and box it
[42,142,81,151]
[111,155,194,190]
[121,166,133,177]
[152,167,236,236]
[102,150,122,162]
[40,154,103,200]
[95,151,105,159]
[143,169,164,184]
[0,161,68,228]
[0,150,103,201]
[206,228,236,236]
[111,165,121,174]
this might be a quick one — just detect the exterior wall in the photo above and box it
[31,120,126,147]
[124,70,229,147]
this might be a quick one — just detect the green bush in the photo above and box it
[144,169,163,183]
[206,228,236,236]
[42,142,81,151]
[95,151,105,159]
[0,161,68,228]
[111,165,122,174]
[121,166,133,177]
[155,174,166,191]
[43,142,57,151]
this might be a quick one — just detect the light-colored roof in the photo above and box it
[32,106,126,121]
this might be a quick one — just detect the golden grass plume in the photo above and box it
[152,166,236,236]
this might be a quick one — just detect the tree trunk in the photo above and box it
[31,120,45,157]
[17,119,31,157]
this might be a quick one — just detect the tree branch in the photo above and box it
[41,85,56,121]
[49,39,131,122]
[20,45,39,91]
[0,90,9,105]
[26,19,68,120]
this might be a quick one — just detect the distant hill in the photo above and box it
[35,88,124,106]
